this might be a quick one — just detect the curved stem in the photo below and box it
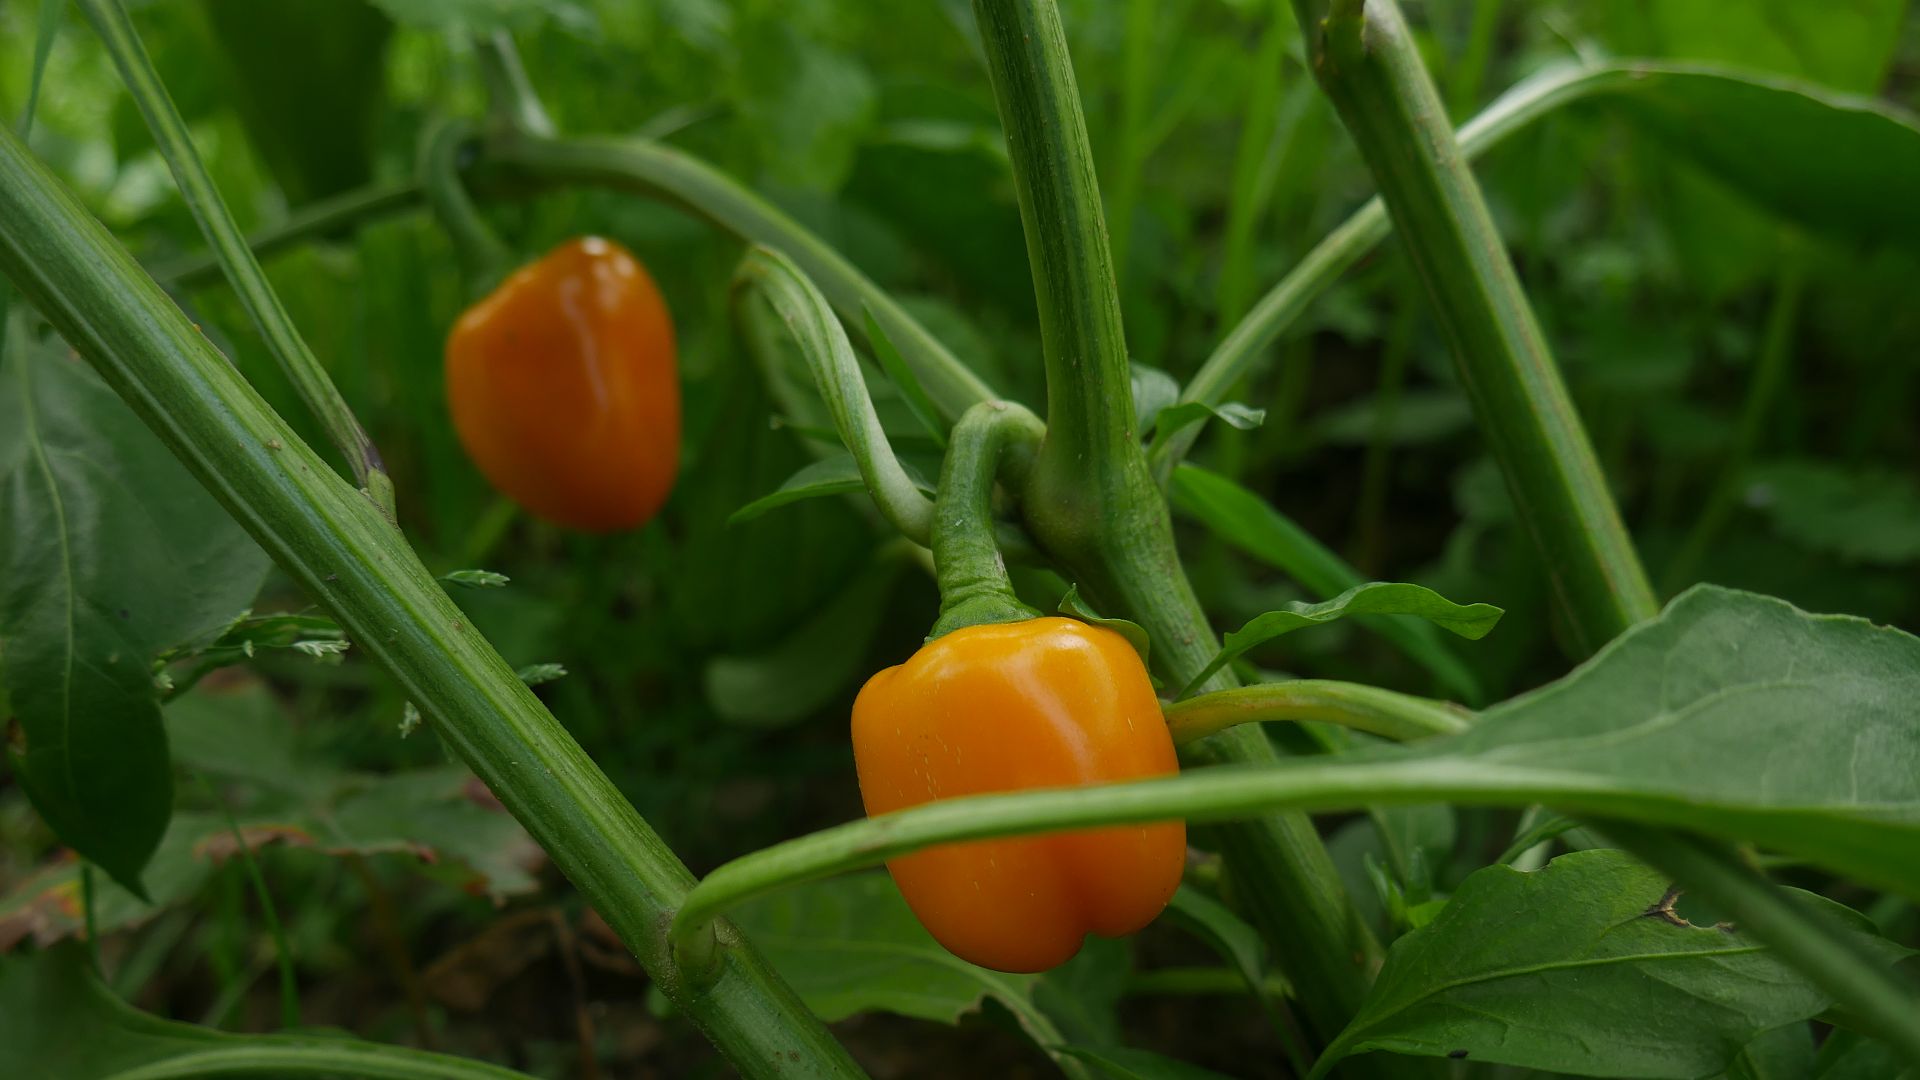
[474,31,555,139]
[0,123,864,1079]
[1165,681,1471,746]
[106,1042,534,1080]
[485,130,997,420]
[734,246,935,545]
[151,182,422,290]
[418,118,512,298]
[929,401,1046,639]
[77,0,394,521]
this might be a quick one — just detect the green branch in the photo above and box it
[1165,681,1471,745]
[0,123,862,1080]
[929,401,1046,638]
[734,246,936,544]
[76,0,395,522]
[486,131,996,420]
[150,182,422,290]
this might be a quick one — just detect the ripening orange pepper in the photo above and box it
[851,617,1185,972]
[445,236,680,532]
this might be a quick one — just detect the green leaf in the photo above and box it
[1630,2,1906,94]
[1057,584,1152,671]
[1033,936,1129,1048]
[1169,464,1484,703]
[730,872,1093,1076]
[704,558,901,728]
[515,662,566,687]
[1179,582,1502,697]
[443,569,511,588]
[1815,1030,1919,1079]
[1129,363,1181,438]
[0,331,268,896]
[1147,400,1264,453]
[0,944,539,1079]
[1743,460,1920,565]
[1719,1023,1815,1080]
[1057,1045,1237,1080]
[728,452,932,526]
[20,0,63,137]
[863,304,947,448]
[1596,64,1920,251]
[1316,850,1912,1079]
[199,0,393,203]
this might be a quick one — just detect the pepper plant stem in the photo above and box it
[1299,0,1655,652]
[969,0,1386,1058]
[77,0,395,522]
[486,131,996,420]
[151,181,422,290]
[0,124,865,1080]
[929,401,1046,639]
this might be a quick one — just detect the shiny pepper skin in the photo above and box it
[445,237,680,532]
[851,617,1185,972]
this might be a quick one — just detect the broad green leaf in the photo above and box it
[1057,584,1152,671]
[1744,460,1920,565]
[199,0,392,203]
[1058,1045,1237,1080]
[1179,582,1502,697]
[1814,1031,1918,1079]
[1316,850,1911,1078]
[704,558,901,728]
[730,872,1097,1078]
[1635,2,1906,94]
[1594,64,1920,251]
[0,332,268,896]
[727,452,933,525]
[1169,464,1484,703]
[0,945,537,1079]
[864,304,947,448]
[1720,1023,1815,1080]
[1406,586,1920,897]
[1034,936,1129,1048]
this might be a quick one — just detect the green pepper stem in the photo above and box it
[928,401,1046,639]
[1165,681,1472,745]
[418,118,513,299]
[473,31,555,139]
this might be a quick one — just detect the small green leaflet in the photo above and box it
[1313,850,1913,1079]
[863,304,947,448]
[1179,582,1501,697]
[1057,585,1152,671]
[1129,364,1180,437]
[442,569,510,588]
[729,451,935,525]
[515,663,567,687]
[1147,400,1265,456]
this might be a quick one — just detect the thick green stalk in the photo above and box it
[929,401,1046,639]
[970,0,1385,1057]
[1301,0,1656,650]
[0,125,863,1080]
[1165,681,1471,746]
[485,131,996,420]
[77,0,395,521]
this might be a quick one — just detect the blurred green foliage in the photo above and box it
[1,0,1917,1075]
